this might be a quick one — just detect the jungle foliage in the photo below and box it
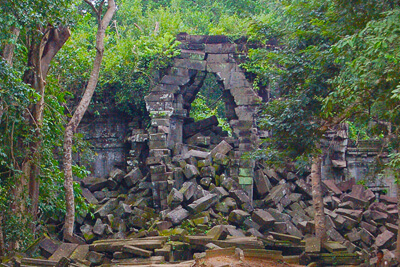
[1,0,400,255]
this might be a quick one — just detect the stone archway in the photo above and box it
[144,33,261,209]
[145,33,260,147]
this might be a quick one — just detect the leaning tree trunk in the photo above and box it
[396,182,400,262]
[63,0,116,239]
[311,153,327,241]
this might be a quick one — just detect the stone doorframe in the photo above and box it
[144,33,261,209]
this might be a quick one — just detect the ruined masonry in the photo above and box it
[130,33,261,210]
[16,34,399,267]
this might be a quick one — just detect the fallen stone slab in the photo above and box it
[269,232,301,243]
[122,245,153,257]
[166,206,190,226]
[228,209,250,226]
[322,180,342,195]
[335,208,363,221]
[81,187,99,205]
[375,230,395,249]
[38,238,59,259]
[183,164,200,179]
[124,168,143,187]
[210,140,233,157]
[323,241,347,253]
[251,209,275,231]
[254,169,271,197]
[243,248,283,260]
[21,258,58,267]
[305,237,321,253]
[167,188,184,208]
[48,243,78,262]
[187,193,218,213]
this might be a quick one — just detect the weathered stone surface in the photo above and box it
[205,43,237,53]
[375,230,395,249]
[38,238,59,259]
[322,180,342,195]
[83,176,109,192]
[109,168,126,183]
[183,164,199,179]
[380,195,397,204]
[211,187,229,198]
[200,166,215,178]
[200,177,212,188]
[49,243,79,262]
[174,58,206,70]
[221,177,240,191]
[210,140,233,157]
[160,75,190,86]
[254,169,271,197]
[94,198,118,218]
[188,194,218,213]
[342,194,369,210]
[206,225,229,240]
[230,190,252,212]
[305,237,321,253]
[166,206,190,225]
[251,209,275,230]
[360,228,375,246]
[124,168,143,187]
[267,208,291,222]
[167,188,184,208]
[335,208,363,221]
[265,184,289,205]
[115,203,132,218]
[228,209,250,226]
[86,251,105,265]
[179,181,197,201]
[360,221,377,235]
[214,197,237,215]
[213,153,229,165]
[81,188,99,205]
[93,219,106,236]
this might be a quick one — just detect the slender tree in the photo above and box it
[0,26,20,256]
[22,25,71,222]
[63,0,116,239]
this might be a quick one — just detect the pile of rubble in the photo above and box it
[11,131,395,266]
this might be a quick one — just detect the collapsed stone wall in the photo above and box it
[321,124,397,197]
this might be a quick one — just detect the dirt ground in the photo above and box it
[192,255,303,267]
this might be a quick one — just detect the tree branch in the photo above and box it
[83,0,100,22]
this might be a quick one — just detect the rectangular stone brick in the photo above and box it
[205,43,237,53]
[177,50,206,60]
[206,54,230,63]
[174,59,206,70]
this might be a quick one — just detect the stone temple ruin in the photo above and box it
[22,34,398,266]
[134,32,261,210]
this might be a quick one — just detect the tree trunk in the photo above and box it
[0,26,20,255]
[311,153,327,241]
[0,214,4,256]
[21,26,70,223]
[2,26,20,65]
[396,182,400,262]
[63,0,116,239]
[0,26,20,123]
